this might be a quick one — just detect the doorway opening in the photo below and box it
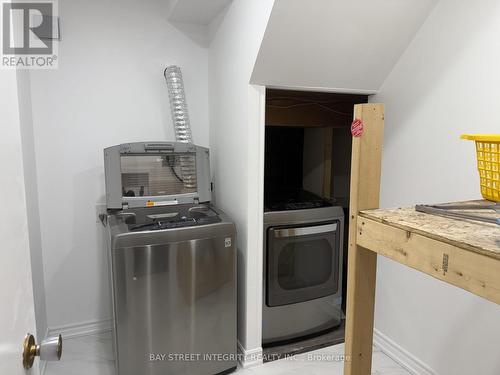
[262,88,368,359]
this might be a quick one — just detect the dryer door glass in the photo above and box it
[277,238,332,290]
[266,221,340,307]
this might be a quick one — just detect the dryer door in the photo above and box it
[266,221,340,307]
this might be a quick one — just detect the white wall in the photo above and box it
[371,1,500,374]
[208,0,274,358]
[29,0,210,330]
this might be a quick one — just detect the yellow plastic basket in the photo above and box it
[461,134,500,202]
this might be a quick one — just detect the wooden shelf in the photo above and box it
[360,204,499,260]
[358,205,500,305]
[343,103,500,375]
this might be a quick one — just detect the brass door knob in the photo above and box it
[23,333,62,369]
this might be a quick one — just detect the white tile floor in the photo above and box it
[44,332,409,375]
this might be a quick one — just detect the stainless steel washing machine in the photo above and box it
[103,142,237,375]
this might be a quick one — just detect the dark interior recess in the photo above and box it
[264,88,369,315]
[264,126,304,197]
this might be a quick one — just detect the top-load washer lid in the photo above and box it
[104,142,211,209]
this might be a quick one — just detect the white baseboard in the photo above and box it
[237,341,263,368]
[47,319,112,340]
[44,321,436,375]
[374,329,439,375]
[40,320,111,375]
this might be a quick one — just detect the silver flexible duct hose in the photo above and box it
[164,65,193,143]
[164,65,196,188]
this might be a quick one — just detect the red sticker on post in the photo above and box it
[351,119,364,137]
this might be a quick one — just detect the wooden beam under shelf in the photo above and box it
[356,215,500,305]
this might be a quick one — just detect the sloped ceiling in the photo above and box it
[251,0,437,93]
[166,0,233,25]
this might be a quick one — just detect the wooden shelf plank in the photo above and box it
[356,216,500,305]
[360,204,499,261]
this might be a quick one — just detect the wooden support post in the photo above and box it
[344,103,384,375]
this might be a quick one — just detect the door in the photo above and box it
[0,69,39,374]
[266,221,341,307]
